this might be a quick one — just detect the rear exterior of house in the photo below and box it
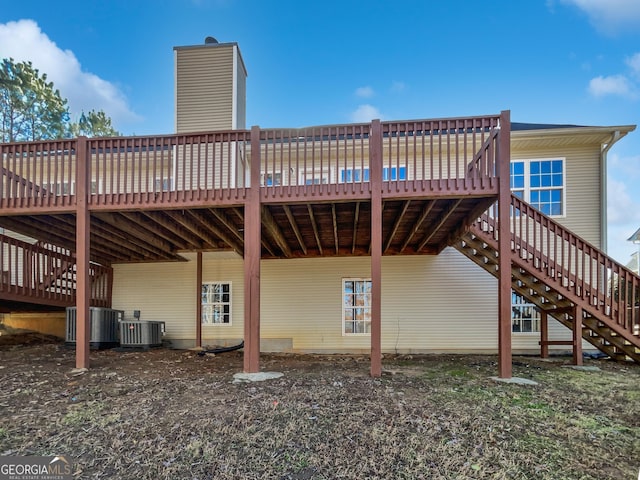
[109,116,617,355]
[1,39,638,377]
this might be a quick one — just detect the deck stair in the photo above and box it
[455,193,640,363]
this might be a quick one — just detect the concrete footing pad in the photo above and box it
[232,372,284,383]
[562,365,601,372]
[490,376,538,386]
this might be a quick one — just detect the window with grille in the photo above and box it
[510,159,564,216]
[511,292,540,333]
[202,282,231,325]
[343,278,372,335]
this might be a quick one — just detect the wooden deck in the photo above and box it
[0,115,502,265]
[0,113,511,376]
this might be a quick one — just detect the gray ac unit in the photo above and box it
[66,307,124,348]
[119,320,165,349]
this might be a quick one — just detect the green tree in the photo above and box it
[68,109,120,138]
[1,58,120,142]
[0,58,69,142]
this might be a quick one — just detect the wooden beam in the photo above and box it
[540,310,549,358]
[352,201,360,254]
[232,207,277,257]
[331,204,339,255]
[75,136,91,370]
[189,209,244,255]
[196,251,202,349]
[261,206,292,258]
[384,200,411,253]
[0,215,118,264]
[307,204,323,255]
[416,199,463,251]
[244,125,262,373]
[573,305,583,366]
[399,200,435,253]
[93,213,180,261]
[121,211,190,250]
[141,211,204,250]
[283,205,307,255]
[497,110,512,379]
[97,212,175,253]
[165,210,221,250]
[439,198,496,253]
[370,119,383,378]
[209,208,245,244]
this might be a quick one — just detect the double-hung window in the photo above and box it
[511,292,540,333]
[202,282,232,325]
[510,159,564,216]
[343,279,372,335]
[338,166,407,183]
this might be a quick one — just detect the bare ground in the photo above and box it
[0,334,638,479]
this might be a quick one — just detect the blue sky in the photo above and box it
[1,0,639,265]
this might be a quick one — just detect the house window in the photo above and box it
[202,282,231,325]
[510,159,564,216]
[261,172,282,186]
[154,177,171,192]
[340,168,370,183]
[511,292,540,333]
[343,278,372,335]
[383,166,407,181]
[339,167,407,183]
[301,170,329,185]
[48,181,75,195]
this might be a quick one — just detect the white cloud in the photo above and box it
[0,19,139,128]
[350,104,383,123]
[561,0,640,34]
[607,178,640,226]
[626,52,640,78]
[588,74,635,98]
[354,86,374,98]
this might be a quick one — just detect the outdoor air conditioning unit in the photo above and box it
[66,307,124,349]
[119,320,165,349]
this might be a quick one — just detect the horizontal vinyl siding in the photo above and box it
[111,252,586,353]
[201,255,244,342]
[112,257,196,339]
[512,144,602,247]
[176,46,234,133]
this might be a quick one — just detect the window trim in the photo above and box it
[201,281,232,326]
[510,157,566,218]
[511,291,541,334]
[342,277,372,336]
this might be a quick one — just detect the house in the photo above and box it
[1,39,638,378]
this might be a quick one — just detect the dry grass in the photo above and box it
[0,339,638,479]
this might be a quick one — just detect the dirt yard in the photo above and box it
[0,334,638,479]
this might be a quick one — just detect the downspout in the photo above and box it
[600,130,621,253]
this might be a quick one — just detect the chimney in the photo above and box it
[174,37,247,133]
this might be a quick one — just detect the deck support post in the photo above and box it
[243,126,262,373]
[370,119,383,378]
[75,136,91,370]
[195,251,203,348]
[539,310,549,358]
[497,111,512,379]
[573,306,583,366]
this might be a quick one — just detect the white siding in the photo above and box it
[512,144,601,247]
[112,252,578,354]
[175,44,235,133]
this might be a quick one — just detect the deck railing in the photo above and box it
[0,140,77,209]
[477,194,640,338]
[1,115,503,210]
[0,234,112,307]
